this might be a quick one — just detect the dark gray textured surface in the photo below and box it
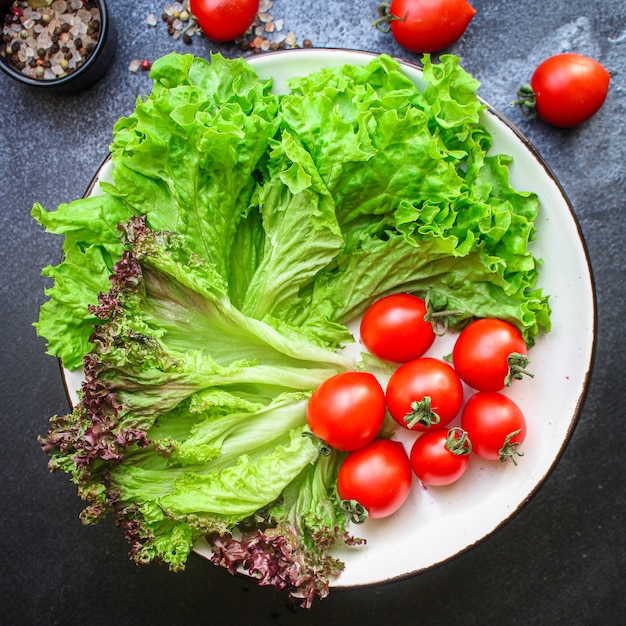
[1,1,624,624]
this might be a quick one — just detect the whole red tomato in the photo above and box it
[337,439,413,520]
[452,318,531,392]
[360,293,435,363]
[461,391,526,465]
[386,357,464,431]
[306,371,386,452]
[515,53,610,128]
[375,0,476,53]
[189,0,259,42]
[410,427,472,486]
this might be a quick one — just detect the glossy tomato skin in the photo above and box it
[530,53,610,128]
[337,439,413,519]
[189,0,259,42]
[388,0,476,53]
[410,428,471,486]
[360,293,435,363]
[452,318,528,392]
[306,371,386,452]
[386,357,464,432]
[461,392,526,464]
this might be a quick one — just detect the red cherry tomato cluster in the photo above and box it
[306,293,535,522]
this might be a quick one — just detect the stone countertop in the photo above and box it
[1,1,624,624]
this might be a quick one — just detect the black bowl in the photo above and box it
[0,0,116,94]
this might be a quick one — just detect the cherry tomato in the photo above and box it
[337,439,413,520]
[360,293,435,363]
[461,392,526,465]
[306,371,386,452]
[386,357,463,431]
[376,0,476,53]
[189,0,259,42]
[410,427,472,486]
[515,53,610,128]
[452,318,532,392]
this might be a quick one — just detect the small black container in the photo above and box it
[0,0,116,94]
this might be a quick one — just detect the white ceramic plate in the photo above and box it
[65,49,595,589]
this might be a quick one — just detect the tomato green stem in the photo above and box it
[446,427,472,456]
[340,499,369,524]
[511,84,538,120]
[499,428,524,465]
[371,2,404,33]
[302,431,332,456]
[423,291,464,335]
[404,397,441,429]
[505,352,534,386]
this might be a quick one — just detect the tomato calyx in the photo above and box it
[371,2,405,33]
[404,397,441,429]
[423,292,464,336]
[511,84,538,119]
[446,427,472,456]
[499,429,525,465]
[302,431,332,456]
[340,498,369,524]
[505,352,534,386]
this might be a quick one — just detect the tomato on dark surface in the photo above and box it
[337,439,413,520]
[461,391,527,465]
[306,371,386,452]
[359,293,435,363]
[452,318,531,392]
[409,427,472,486]
[189,0,259,42]
[375,0,476,53]
[386,357,464,431]
[514,53,610,128]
